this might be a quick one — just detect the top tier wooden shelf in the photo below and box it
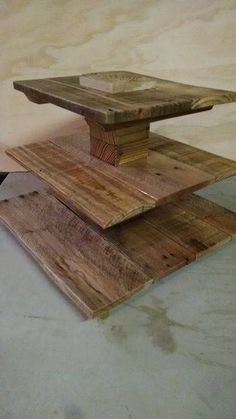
[14,71,236,125]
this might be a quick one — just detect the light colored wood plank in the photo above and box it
[79,71,160,93]
[7,142,155,229]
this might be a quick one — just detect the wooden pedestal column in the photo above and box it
[87,120,150,166]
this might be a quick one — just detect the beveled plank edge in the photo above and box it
[0,192,188,319]
[7,133,236,228]
[6,144,156,229]
[6,132,236,229]
[53,187,155,229]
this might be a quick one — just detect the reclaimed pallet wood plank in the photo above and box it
[13,71,236,125]
[7,137,214,226]
[0,190,235,318]
[143,204,230,258]
[149,133,236,181]
[52,132,213,201]
[7,142,155,229]
[175,194,236,237]
[7,129,236,228]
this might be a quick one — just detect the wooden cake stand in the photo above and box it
[1,71,236,318]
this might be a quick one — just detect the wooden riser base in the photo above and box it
[0,190,235,318]
[87,120,150,165]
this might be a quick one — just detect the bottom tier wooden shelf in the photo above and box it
[0,189,235,318]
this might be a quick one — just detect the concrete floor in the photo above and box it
[0,173,236,419]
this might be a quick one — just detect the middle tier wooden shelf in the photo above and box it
[7,129,236,229]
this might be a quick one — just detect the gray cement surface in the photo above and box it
[0,173,236,419]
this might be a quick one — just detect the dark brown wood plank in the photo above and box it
[14,71,236,125]
[0,190,235,318]
[6,142,155,229]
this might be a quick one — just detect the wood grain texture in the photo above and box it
[79,71,160,93]
[87,120,150,145]
[13,71,236,125]
[52,129,236,193]
[7,130,236,228]
[143,204,230,258]
[149,133,236,181]
[7,142,155,228]
[0,190,235,318]
[174,194,236,237]
[87,119,150,165]
[89,136,149,166]
[6,140,212,225]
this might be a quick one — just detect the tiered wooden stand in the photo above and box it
[1,71,236,318]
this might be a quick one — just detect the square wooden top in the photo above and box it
[79,71,161,93]
[14,71,236,125]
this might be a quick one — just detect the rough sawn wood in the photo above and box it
[0,190,235,318]
[7,131,236,228]
[13,71,236,125]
